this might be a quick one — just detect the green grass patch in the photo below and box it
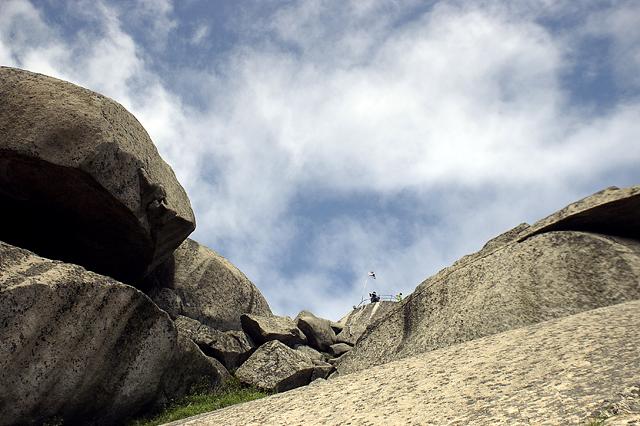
[129,378,268,426]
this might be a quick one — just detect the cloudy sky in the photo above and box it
[2,0,639,320]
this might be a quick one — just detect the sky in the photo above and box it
[1,0,639,320]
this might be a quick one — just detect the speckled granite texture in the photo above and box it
[168,300,640,425]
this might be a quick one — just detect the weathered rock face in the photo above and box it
[175,315,254,371]
[241,313,307,346]
[336,301,397,346]
[235,341,316,393]
[329,343,352,357]
[293,345,327,365]
[0,67,195,283]
[0,241,225,426]
[161,332,231,403]
[338,229,640,375]
[170,300,640,425]
[518,185,640,241]
[295,311,336,352]
[145,239,272,331]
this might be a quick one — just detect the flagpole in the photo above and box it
[361,277,368,304]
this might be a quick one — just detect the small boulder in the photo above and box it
[329,343,353,357]
[311,364,335,381]
[235,341,316,393]
[293,345,327,365]
[241,313,307,346]
[295,311,336,352]
[145,239,272,331]
[174,316,255,371]
[335,326,358,346]
[329,321,344,334]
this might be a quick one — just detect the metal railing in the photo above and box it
[353,294,399,309]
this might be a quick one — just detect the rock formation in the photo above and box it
[240,313,307,346]
[517,185,640,241]
[295,310,337,352]
[337,186,640,375]
[174,316,255,371]
[235,341,317,393]
[0,241,226,426]
[0,66,195,283]
[335,300,396,346]
[170,300,640,425]
[145,238,272,331]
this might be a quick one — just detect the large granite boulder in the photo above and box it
[295,311,336,352]
[169,300,640,425]
[0,67,195,283]
[517,185,640,241]
[335,301,396,346]
[241,313,307,346]
[0,241,225,426]
[235,341,316,393]
[174,315,254,371]
[161,332,231,403]
[145,239,271,331]
[337,186,640,375]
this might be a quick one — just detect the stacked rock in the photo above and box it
[0,67,271,425]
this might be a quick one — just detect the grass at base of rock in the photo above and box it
[129,378,268,426]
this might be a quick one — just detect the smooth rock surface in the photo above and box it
[161,332,232,402]
[518,185,640,241]
[174,315,254,371]
[293,345,326,365]
[336,301,397,346]
[241,313,306,346]
[167,300,640,425]
[0,241,225,426]
[235,340,315,393]
[337,231,640,375]
[0,66,195,282]
[295,311,336,352]
[145,239,271,331]
[329,343,352,357]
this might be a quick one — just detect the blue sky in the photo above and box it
[2,0,639,320]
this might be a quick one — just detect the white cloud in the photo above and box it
[191,24,209,45]
[1,0,639,319]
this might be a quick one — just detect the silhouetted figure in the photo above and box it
[370,291,380,303]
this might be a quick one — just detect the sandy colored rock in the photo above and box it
[145,239,271,331]
[167,300,640,425]
[518,185,640,241]
[293,345,326,365]
[335,301,397,345]
[0,66,195,283]
[310,364,335,381]
[161,332,232,402]
[295,311,336,352]
[174,315,254,371]
[337,230,640,375]
[235,340,315,393]
[329,343,352,357]
[0,241,225,426]
[240,313,306,346]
